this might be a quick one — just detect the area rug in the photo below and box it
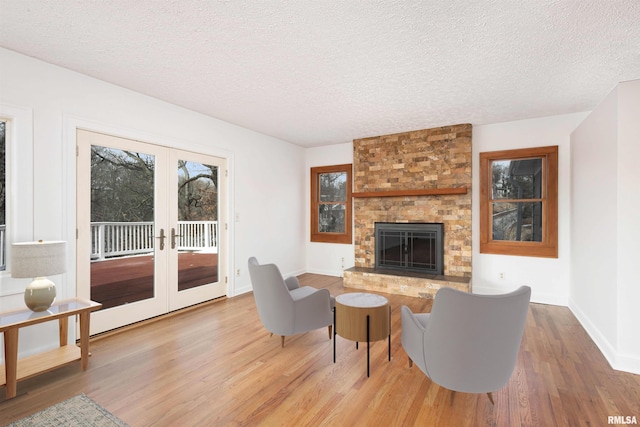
[6,394,129,427]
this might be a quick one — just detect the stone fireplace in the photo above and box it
[343,124,472,298]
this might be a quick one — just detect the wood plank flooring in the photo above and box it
[1,274,639,426]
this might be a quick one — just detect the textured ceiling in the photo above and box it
[1,1,639,147]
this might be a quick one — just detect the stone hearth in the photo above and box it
[344,124,472,298]
[344,267,471,299]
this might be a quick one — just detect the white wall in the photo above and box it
[305,143,354,276]
[472,112,588,304]
[0,48,305,357]
[570,80,640,374]
[616,80,640,372]
[569,88,619,355]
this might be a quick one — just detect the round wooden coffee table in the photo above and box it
[333,292,391,377]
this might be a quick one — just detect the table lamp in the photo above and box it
[11,240,67,312]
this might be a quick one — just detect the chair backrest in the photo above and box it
[247,257,295,336]
[422,286,531,394]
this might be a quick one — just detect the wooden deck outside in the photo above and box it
[90,252,218,309]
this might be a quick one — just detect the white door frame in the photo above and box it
[68,118,233,335]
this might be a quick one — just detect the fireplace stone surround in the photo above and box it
[343,124,472,298]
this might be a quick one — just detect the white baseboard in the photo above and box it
[283,269,306,278]
[233,284,253,296]
[569,298,640,375]
[304,268,344,278]
[612,353,640,375]
[472,285,568,306]
[234,268,333,297]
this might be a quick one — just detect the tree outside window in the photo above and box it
[311,164,352,244]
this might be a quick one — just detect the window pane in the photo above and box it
[318,204,345,233]
[492,202,543,242]
[492,158,543,200]
[90,145,155,308]
[177,161,217,221]
[319,172,346,202]
[177,160,218,290]
[0,121,5,271]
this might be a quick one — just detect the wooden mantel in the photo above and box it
[352,187,467,198]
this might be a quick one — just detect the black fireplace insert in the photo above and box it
[374,223,444,275]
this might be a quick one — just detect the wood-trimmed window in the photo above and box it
[480,146,558,258]
[310,164,352,244]
[0,120,5,271]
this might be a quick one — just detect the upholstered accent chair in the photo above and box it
[248,257,334,347]
[401,285,531,404]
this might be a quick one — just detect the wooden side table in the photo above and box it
[334,292,391,377]
[0,298,102,399]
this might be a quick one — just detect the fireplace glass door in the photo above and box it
[375,223,444,275]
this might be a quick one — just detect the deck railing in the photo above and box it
[91,221,217,261]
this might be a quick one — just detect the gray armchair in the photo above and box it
[401,286,531,404]
[248,257,334,347]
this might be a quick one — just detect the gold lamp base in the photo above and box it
[24,277,57,312]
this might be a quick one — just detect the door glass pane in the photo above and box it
[378,230,403,268]
[177,160,218,291]
[492,202,543,241]
[407,231,437,270]
[90,146,155,309]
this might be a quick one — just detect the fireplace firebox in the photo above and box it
[375,223,444,275]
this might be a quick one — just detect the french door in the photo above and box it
[76,129,227,334]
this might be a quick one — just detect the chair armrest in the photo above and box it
[284,276,301,291]
[401,306,430,373]
[402,306,429,332]
[292,288,332,332]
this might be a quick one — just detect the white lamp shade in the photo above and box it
[11,241,67,278]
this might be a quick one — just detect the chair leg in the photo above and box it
[328,325,332,339]
[408,356,413,368]
[281,336,285,348]
[486,392,494,405]
[450,391,456,406]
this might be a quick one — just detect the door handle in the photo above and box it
[171,228,182,250]
[155,228,166,250]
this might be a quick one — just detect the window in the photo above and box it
[0,104,33,292]
[310,164,352,244]
[0,120,5,270]
[480,146,558,258]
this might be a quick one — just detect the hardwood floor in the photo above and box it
[1,274,639,426]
